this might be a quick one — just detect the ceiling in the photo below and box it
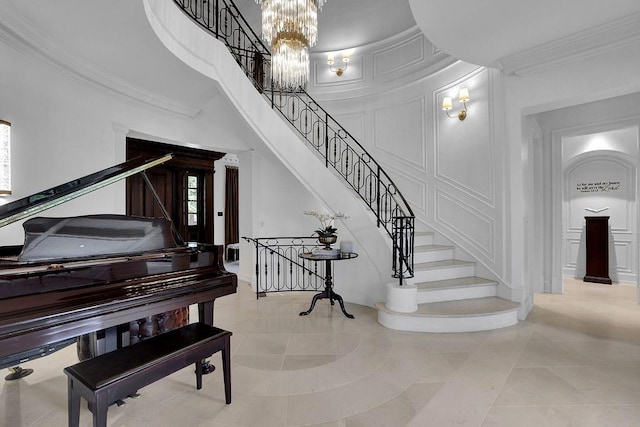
[233,0,640,67]
[0,0,220,115]
[409,0,640,67]
[233,0,417,52]
[2,0,638,115]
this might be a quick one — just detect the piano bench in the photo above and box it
[64,323,232,427]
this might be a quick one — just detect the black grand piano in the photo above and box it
[0,154,237,378]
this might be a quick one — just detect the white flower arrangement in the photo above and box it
[304,210,348,237]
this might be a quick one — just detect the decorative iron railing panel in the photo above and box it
[244,237,326,298]
[174,0,414,283]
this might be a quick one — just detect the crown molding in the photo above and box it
[0,13,200,118]
[312,26,425,57]
[497,11,640,77]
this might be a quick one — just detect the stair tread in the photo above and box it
[377,297,520,318]
[414,259,475,270]
[415,277,497,291]
[415,231,434,236]
[416,297,519,317]
[414,244,454,252]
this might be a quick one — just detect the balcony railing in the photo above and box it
[243,236,326,298]
[174,0,414,284]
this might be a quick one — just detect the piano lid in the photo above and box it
[0,154,173,229]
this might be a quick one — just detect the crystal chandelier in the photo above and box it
[256,0,326,89]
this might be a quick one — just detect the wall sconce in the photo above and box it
[327,53,350,76]
[0,120,10,195]
[442,88,470,121]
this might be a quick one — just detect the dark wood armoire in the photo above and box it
[583,216,612,284]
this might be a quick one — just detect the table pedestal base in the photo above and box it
[299,289,354,319]
[298,253,357,319]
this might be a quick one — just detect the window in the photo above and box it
[186,174,198,226]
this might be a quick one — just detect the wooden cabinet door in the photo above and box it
[126,138,221,245]
[126,168,174,220]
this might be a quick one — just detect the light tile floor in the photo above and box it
[2,276,640,426]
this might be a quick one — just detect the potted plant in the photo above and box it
[304,210,348,248]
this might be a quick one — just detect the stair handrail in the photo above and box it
[174,0,414,283]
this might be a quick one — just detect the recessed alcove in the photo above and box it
[530,92,640,297]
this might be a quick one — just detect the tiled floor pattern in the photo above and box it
[2,276,640,426]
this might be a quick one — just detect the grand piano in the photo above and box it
[0,154,237,376]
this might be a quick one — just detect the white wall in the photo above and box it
[0,35,252,245]
[236,148,384,305]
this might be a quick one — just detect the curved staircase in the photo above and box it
[150,0,519,332]
[377,231,520,332]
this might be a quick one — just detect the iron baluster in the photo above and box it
[214,0,218,38]
[324,114,329,168]
[255,241,260,299]
[376,165,381,228]
[263,252,268,293]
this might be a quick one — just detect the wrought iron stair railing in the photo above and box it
[174,0,414,283]
[243,236,327,298]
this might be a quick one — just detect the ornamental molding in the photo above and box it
[497,11,640,76]
[0,12,200,118]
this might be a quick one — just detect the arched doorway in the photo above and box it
[537,119,639,297]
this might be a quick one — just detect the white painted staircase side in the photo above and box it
[377,231,520,333]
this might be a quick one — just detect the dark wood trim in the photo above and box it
[125,138,224,244]
[126,138,225,169]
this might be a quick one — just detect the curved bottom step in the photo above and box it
[376,297,520,333]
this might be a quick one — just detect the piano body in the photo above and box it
[0,154,237,371]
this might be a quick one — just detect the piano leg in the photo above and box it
[198,301,214,325]
[198,300,216,374]
[5,366,34,381]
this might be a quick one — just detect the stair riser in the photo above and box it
[413,265,476,282]
[414,248,454,264]
[377,310,518,333]
[414,234,433,246]
[416,284,497,304]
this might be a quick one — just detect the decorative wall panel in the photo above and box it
[613,240,633,273]
[373,34,424,78]
[566,238,583,269]
[435,190,494,261]
[333,112,366,145]
[373,97,425,170]
[434,69,494,205]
